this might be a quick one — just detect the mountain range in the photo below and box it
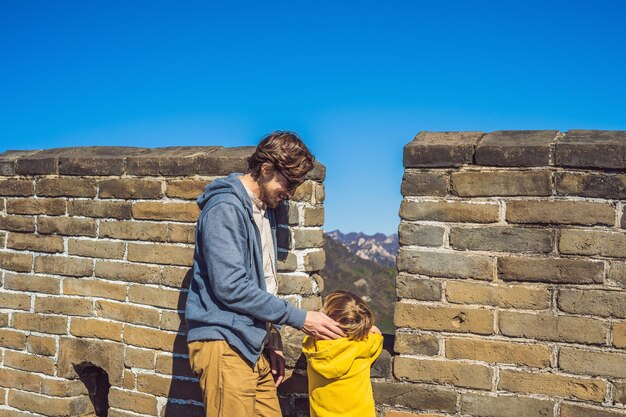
[320,231,398,334]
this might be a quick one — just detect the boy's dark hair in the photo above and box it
[247,131,315,181]
[322,290,374,340]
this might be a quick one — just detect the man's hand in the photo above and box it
[302,311,345,340]
[265,348,285,387]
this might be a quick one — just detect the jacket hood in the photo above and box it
[302,336,374,379]
[197,173,253,217]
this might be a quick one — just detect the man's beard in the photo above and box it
[259,187,280,208]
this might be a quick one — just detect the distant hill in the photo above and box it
[326,230,398,267]
[320,234,396,334]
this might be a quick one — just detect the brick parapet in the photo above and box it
[0,145,325,417]
[391,130,626,417]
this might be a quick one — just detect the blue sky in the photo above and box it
[1,1,625,234]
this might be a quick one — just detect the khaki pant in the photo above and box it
[188,340,282,417]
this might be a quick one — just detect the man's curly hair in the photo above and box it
[247,131,315,180]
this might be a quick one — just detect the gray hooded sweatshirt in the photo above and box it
[185,173,307,364]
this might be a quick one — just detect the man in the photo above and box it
[185,131,344,417]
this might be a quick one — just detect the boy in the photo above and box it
[302,290,384,417]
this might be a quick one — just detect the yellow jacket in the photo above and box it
[302,333,384,417]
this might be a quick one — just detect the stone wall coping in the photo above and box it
[404,130,626,169]
[0,146,326,179]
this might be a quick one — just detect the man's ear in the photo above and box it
[260,163,274,178]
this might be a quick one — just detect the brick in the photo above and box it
[132,201,199,222]
[498,368,606,402]
[64,278,127,301]
[558,288,626,318]
[608,261,626,288]
[167,223,196,243]
[124,325,179,351]
[291,181,314,202]
[451,170,552,197]
[40,378,87,397]
[70,317,123,341]
[560,229,626,258]
[461,393,554,417]
[35,255,93,277]
[398,223,445,247]
[393,332,439,355]
[277,273,314,295]
[7,232,64,253]
[68,238,125,259]
[0,367,41,392]
[446,337,551,367]
[0,215,36,232]
[556,171,626,199]
[125,146,223,176]
[155,353,194,378]
[68,200,132,219]
[36,177,96,197]
[95,300,160,327]
[125,347,155,369]
[158,403,205,417]
[394,356,492,389]
[12,312,67,334]
[498,256,604,284]
[499,311,607,344]
[38,216,96,236]
[450,226,554,253]
[559,346,626,378]
[314,182,325,203]
[7,198,66,215]
[556,129,626,169]
[293,228,324,249]
[26,334,57,356]
[165,178,209,199]
[401,170,449,196]
[398,249,493,280]
[0,291,31,310]
[98,178,163,199]
[35,296,92,316]
[394,303,494,334]
[474,130,558,167]
[161,266,192,288]
[0,251,33,272]
[4,272,60,294]
[400,200,499,223]
[275,202,300,225]
[303,206,324,227]
[0,313,7,326]
[303,250,325,271]
[446,281,550,309]
[404,131,484,168]
[396,273,442,300]
[0,328,27,349]
[615,381,626,405]
[4,350,56,375]
[99,219,168,241]
[507,200,615,226]
[137,373,202,401]
[109,387,159,414]
[277,251,297,272]
[561,403,626,417]
[7,390,94,416]
[57,337,124,384]
[127,243,193,266]
[95,260,161,284]
[57,147,145,176]
[373,381,457,412]
[301,295,322,310]
[384,412,440,417]
[613,322,626,348]
[0,150,40,175]
[128,284,181,309]
[160,310,184,331]
[0,179,33,196]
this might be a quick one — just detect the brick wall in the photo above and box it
[0,146,325,417]
[390,130,626,417]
